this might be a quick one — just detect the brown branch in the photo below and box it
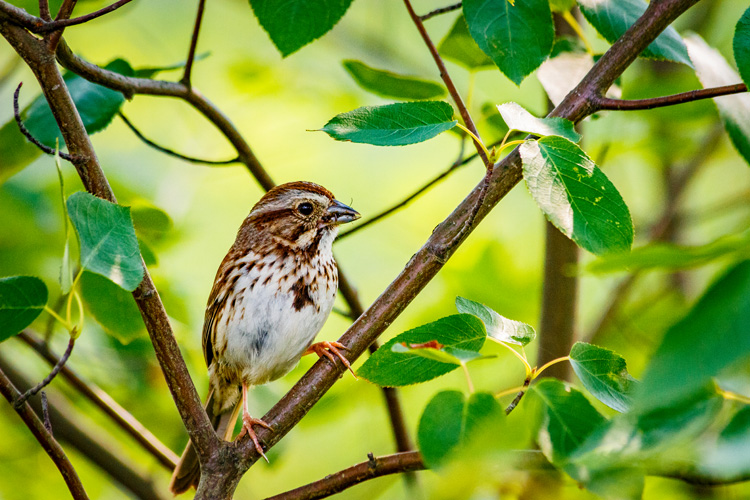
[39,0,51,21]
[13,82,79,161]
[181,0,206,86]
[0,16,219,464]
[39,0,136,33]
[593,83,748,111]
[17,329,179,471]
[505,375,531,415]
[402,0,489,168]
[119,113,240,166]
[14,335,75,408]
[0,356,168,500]
[46,0,77,50]
[265,452,425,500]
[420,2,461,21]
[0,365,90,500]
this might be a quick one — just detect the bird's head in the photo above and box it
[241,181,360,250]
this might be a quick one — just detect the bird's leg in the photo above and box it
[304,341,356,378]
[236,383,272,462]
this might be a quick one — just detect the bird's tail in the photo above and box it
[168,390,241,495]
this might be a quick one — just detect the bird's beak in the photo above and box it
[325,199,360,225]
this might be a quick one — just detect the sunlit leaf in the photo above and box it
[67,192,144,292]
[418,390,505,467]
[357,314,486,386]
[455,296,535,345]
[520,136,633,255]
[686,34,750,166]
[549,0,575,12]
[249,0,353,57]
[342,60,445,100]
[79,271,144,343]
[577,0,691,66]
[569,342,637,412]
[437,15,494,70]
[318,101,457,146]
[131,203,173,243]
[496,102,580,142]
[735,7,750,89]
[463,0,554,85]
[636,260,750,411]
[0,276,48,342]
[530,378,606,464]
[392,343,495,365]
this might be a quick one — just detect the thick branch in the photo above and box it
[264,452,425,500]
[0,16,217,461]
[0,355,168,500]
[593,83,747,111]
[17,330,179,471]
[0,364,89,500]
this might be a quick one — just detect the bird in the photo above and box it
[169,181,360,494]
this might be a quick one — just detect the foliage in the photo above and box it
[1,0,750,499]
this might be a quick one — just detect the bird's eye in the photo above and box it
[297,202,314,216]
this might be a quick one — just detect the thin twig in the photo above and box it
[181,0,206,86]
[119,113,239,166]
[14,336,75,408]
[593,83,747,111]
[402,0,489,168]
[505,375,531,415]
[264,452,425,500]
[420,1,461,21]
[36,0,135,33]
[0,366,90,500]
[47,0,79,50]
[13,82,79,161]
[17,330,179,470]
[41,390,52,433]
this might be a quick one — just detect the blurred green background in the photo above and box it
[1,0,750,498]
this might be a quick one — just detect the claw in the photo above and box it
[305,341,357,378]
[237,414,272,462]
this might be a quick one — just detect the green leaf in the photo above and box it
[437,15,494,71]
[249,0,353,57]
[455,296,535,346]
[530,379,606,464]
[79,271,144,343]
[67,192,144,292]
[577,0,692,66]
[569,342,637,413]
[357,314,486,386]
[418,390,505,467]
[520,136,634,255]
[0,276,48,342]
[342,60,446,100]
[496,102,581,142]
[686,34,750,166]
[735,7,750,89]
[636,260,750,411]
[463,0,554,85]
[0,59,132,182]
[318,101,457,146]
[587,230,750,274]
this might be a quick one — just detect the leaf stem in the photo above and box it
[495,384,528,398]
[533,356,570,379]
[460,362,475,393]
[44,306,73,331]
[717,387,750,405]
[562,11,594,55]
[455,123,491,160]
[489,338,532,376]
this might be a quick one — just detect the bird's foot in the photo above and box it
[306,341,356,378]
[237,414,272,462]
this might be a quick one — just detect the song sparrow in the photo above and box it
[169,181,360,494]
